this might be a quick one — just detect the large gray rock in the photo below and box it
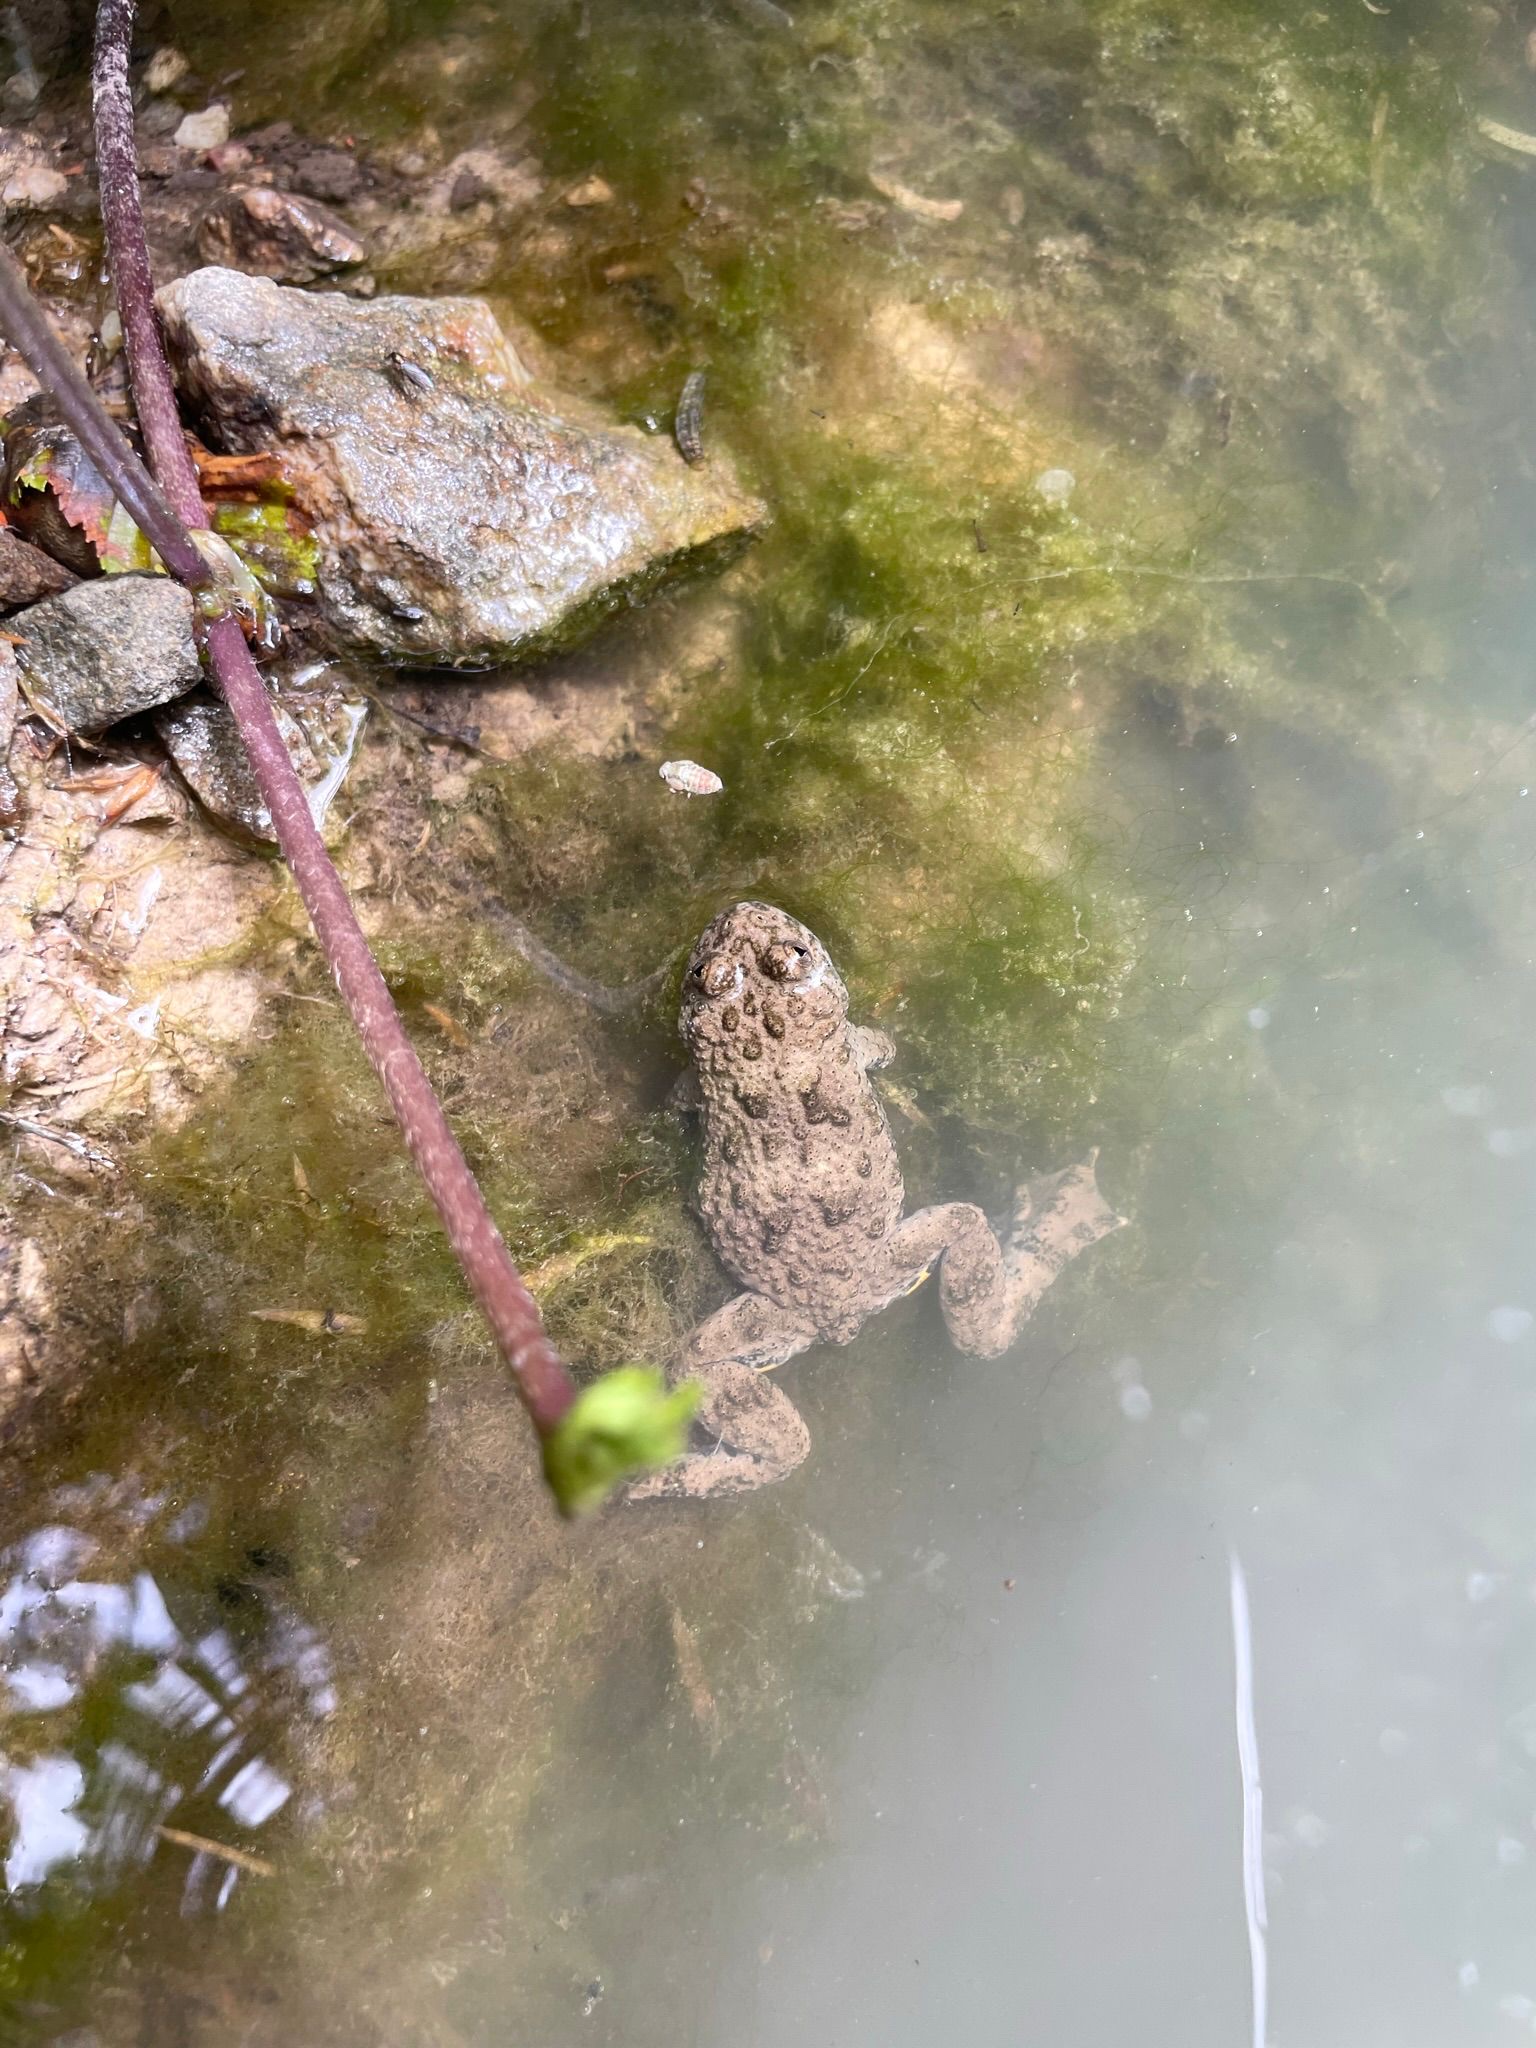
[158,268,765,667]
[11,574,201,734]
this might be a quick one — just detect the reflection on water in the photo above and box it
[0,1484,334,1923]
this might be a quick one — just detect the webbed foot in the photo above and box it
[627,1291,819,1503]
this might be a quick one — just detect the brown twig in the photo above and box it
[155,1824,276,1878]
[14,0,581,1448]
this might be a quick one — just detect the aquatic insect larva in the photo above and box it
[674,370,707,465]
[659,758,723,796]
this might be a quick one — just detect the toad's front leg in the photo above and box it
[627,1291,820,1503]
[884,1152,1124,1358]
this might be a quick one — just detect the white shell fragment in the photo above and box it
[659,758,724,797]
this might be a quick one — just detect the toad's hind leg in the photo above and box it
[887,1152,1124,1358]
[627,1292,820,1503]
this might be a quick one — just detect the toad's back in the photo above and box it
[682,903,904,1341]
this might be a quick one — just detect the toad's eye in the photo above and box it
[697,953,738,997]
[762,941,810,981]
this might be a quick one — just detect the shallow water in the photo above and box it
[8,0,1536,2040]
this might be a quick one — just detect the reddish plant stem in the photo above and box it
[204,612,576,1432]
[91,0,204,529]
[73,0,578,1438]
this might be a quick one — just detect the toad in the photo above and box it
[630,902,1124,1501]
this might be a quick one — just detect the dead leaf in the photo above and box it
[869,173,964,221]
[251,1306,367,1333]
[7,413,126,560]
[155,1825,274,1877]
[422,1001,472,1049]
[522,1232,653,1298]
[187,441,285,492]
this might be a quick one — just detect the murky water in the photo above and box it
[9,0,1536,2039]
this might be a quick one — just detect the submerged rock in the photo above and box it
[289,148,363,205]
[195,186,366,283]
[158,267,766,667]
[12,575,201,733]
[156,663,369,843]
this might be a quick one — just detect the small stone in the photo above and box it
[449,168,489,212]
[565,174,615,207]
[434,148,542,217]
[0,528,76,609]
[138,97,183,140]
[156,670,368,843]
[174,105,231,153]
[196,186,365,282]
[869,173,963,221]
[11,575,201,734]
[289,149,362,205]
[143,46,190,93]
[1,163,67,210]
[207,141,254,174]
